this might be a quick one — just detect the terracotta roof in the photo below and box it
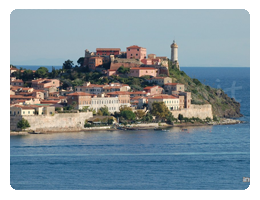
[107,91,131,95]
[130,91,147,94]
[10,67,18,70]
[144,86,163,90]
[164,83,184,86]
[130,67,157,70]
[22,88,33,91]
[127,45,143,49]
[96,48,121,51]
[67,92,92,96]
[12,105,35,110]
[40,100,60,104]
[149,95,178,99]
[11,79,23,82]
[10,95,33,99]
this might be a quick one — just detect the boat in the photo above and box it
[28,131,42,134]
[181,129,188,131]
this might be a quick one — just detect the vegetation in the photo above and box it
[17,118,30,130]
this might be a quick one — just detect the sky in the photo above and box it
[10,9,250,67]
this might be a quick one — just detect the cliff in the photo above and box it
[170,68,242,118]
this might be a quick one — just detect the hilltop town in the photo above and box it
[10,41,242,132]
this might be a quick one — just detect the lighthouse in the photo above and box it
[170,40,180,70]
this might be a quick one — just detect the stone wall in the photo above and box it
[10,112,93,132]
[171,104,213,119]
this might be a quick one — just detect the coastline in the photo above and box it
[10,118,243,135]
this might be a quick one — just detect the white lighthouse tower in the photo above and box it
[170,40,180,70]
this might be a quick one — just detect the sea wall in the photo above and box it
[171,104,213,119]
[10,112,93,132]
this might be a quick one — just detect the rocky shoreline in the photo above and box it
[10,118,243,135]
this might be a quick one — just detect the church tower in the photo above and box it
[170,40,180,70]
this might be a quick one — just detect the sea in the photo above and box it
[10,67,250,190]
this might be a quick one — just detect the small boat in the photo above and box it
[181,129,188,131]
[28,131,42,134]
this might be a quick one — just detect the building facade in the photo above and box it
[148,95,180,111]
[126,45,147,60]
[129,67,159,77]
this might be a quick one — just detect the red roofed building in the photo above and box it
[67,92,92,109]
[148,94,179,111]
[10,79,24,86]
[126,45,147,60]
[144,85,164,96]
[96,48,121,56]
[129,67,159,77]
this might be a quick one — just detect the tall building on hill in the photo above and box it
[170,40,180,70]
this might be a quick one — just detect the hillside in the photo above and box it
[169,67,242,118]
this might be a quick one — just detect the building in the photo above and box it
[126,45,147,60]
[88,57,103,71]
[144,85,164,96]
[91,94,121,113]
[96,48,121,56]
[129,67,159,77]
[31,79,60,90]
[10,105,55,116]
[10,105,35,116]
[164,83,185,94]
[10,79,24,86]
[103,84,130,93]
[172,91,192,109]
[170,40,180,70]
[75,83,105,95]
[106,91,131,108]
[67,92,92,110]
[147,77,172,86]
[148,94,179,111]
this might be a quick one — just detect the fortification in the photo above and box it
[10,112,93,132]
[171,104,213,119]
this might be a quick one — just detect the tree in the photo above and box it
[63,60,74,70]
[119,105,132,112]
[17,118,30,130]
[77,57,85,67]
[35,67,49,78]
[151,102,169,121]
[120,110,136,121]
[117,66,130,74]
[135,110,146,119]
[178,114,184,121]
[142,112,153,122]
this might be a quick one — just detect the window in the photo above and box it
[136,54,138,56]
[50,112,52,114]
[137,49,139,51]
[28,111,30,114]
[128,49,130,51]
[23,111,25,114]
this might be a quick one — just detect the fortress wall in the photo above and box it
[171,104,213,119]
[10,112,93,132]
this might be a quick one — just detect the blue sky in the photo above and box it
[10,9,250,67]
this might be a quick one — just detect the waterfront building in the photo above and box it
[67,92,93,110]
[148,94,180,111]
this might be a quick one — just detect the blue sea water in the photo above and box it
[10,67,250,190]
